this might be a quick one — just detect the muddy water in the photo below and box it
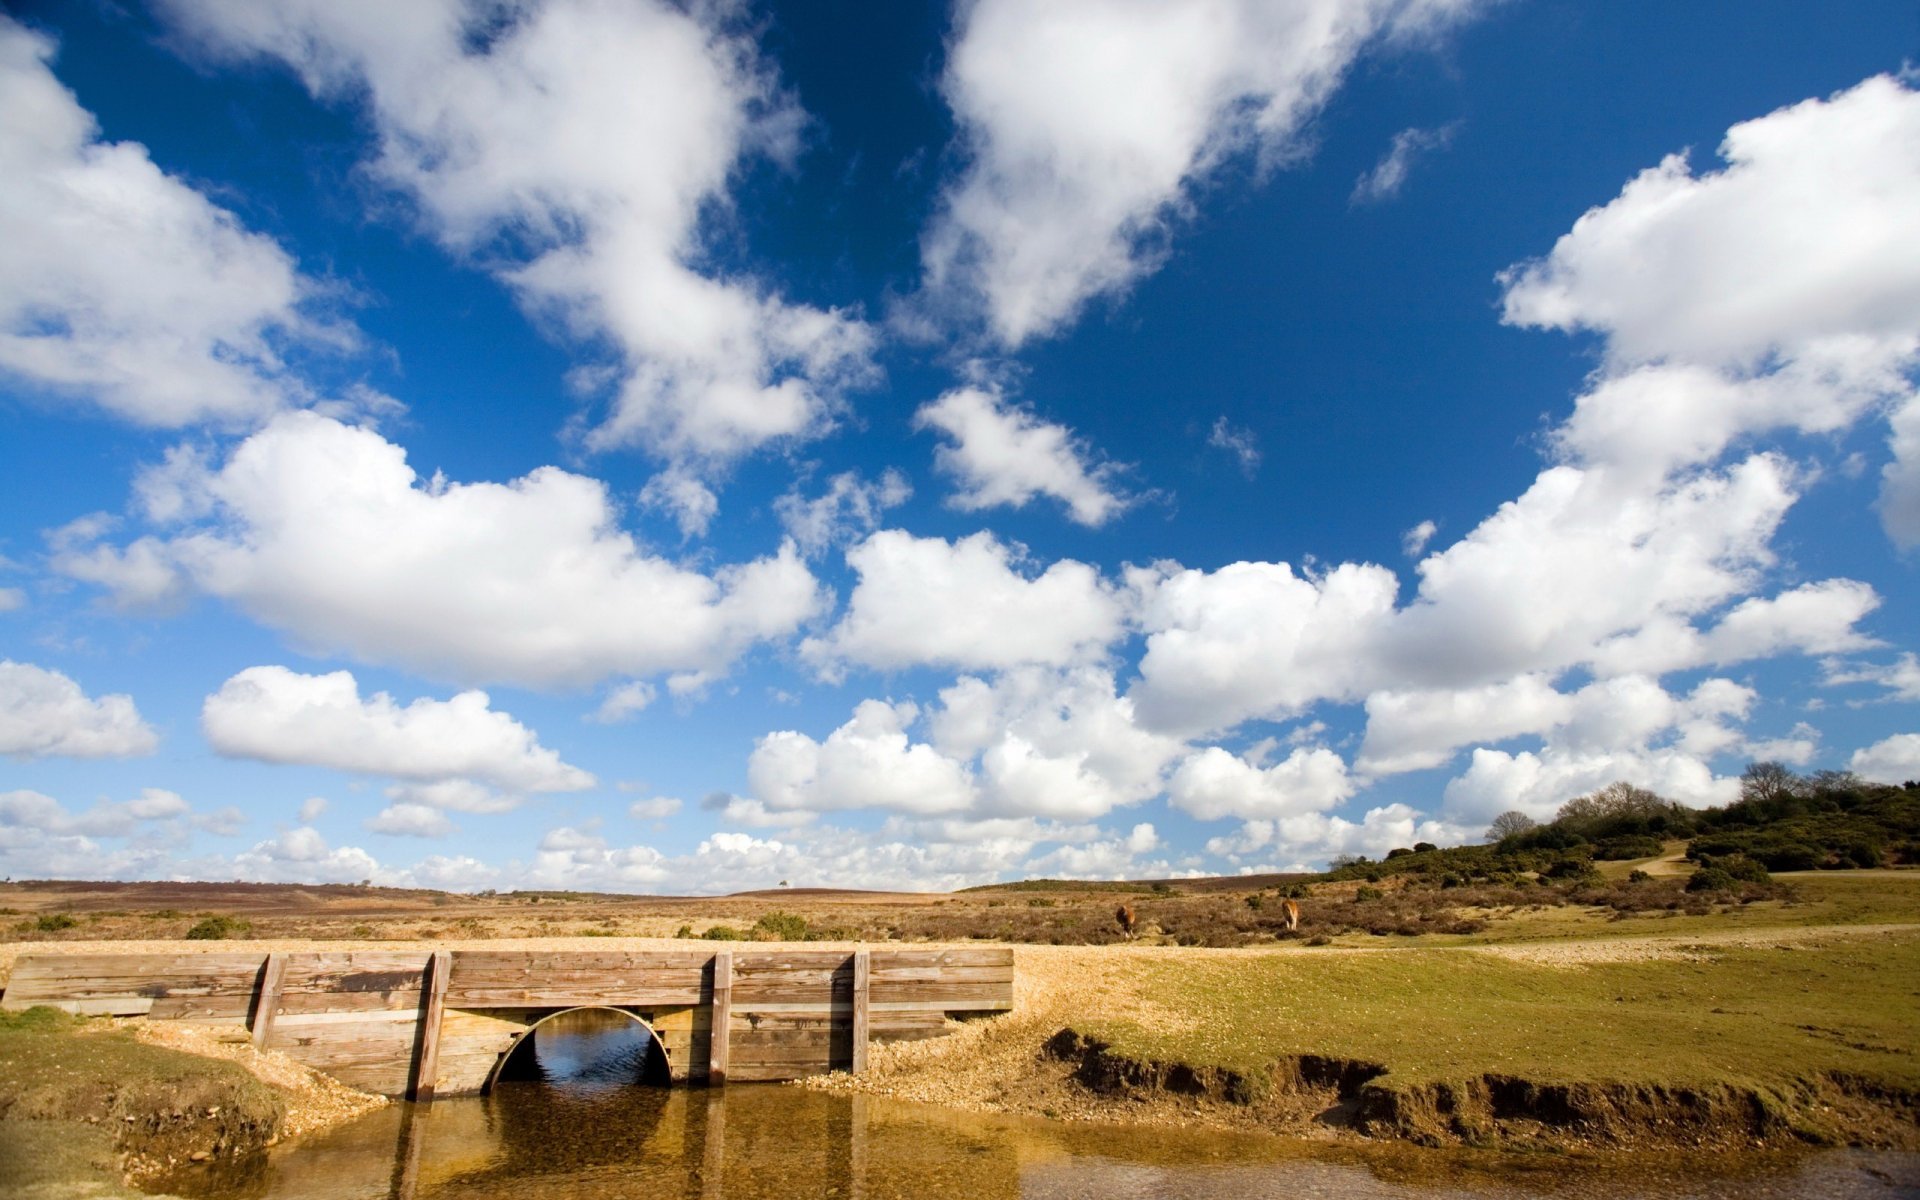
[179,1014,1918,1200]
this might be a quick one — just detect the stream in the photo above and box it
[172,1009,1919,1200]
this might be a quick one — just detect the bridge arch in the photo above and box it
[483,1005,672,1093]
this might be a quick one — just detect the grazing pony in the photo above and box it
[1280,898,1301,933]
[1115,903,1137,940]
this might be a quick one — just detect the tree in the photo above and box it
[1556,781,1670,835]
[1740,761,1804,807]
[1486,811,1538,842]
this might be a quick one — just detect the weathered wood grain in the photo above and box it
[408,950,450,1103]
[250,953,287,1049]
[851,949,870,1075]
[708,951,732,1085]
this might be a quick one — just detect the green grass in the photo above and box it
[1075,934,1920,1095]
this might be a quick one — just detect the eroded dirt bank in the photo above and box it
[0,1008,385,1199]
[807,937,1920,1151]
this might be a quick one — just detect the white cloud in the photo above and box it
[1130,558,1399,734]
[296,796,327,823]
[750,700,977,817]
[0,786,189,839]
[1438,677,1754,822]
[0,660,158,759]
[365,803,455,838]
[0,588,24,612]
[202,665,594,794]
[232,825,381,885]
[383,779,519,815]
[804,530,1125,674]
[1503,76,1920,372]
[1167,745,1355,821]
[1204,803,1466,872]
[0,20,364,427]
[1351,122,1457,205]
[1824,652,1920,703]
[775,469,912,557]
[628,795,682,821]
[60,413,825,688]
[920,0,1484,345]
[1400,519,1437,557]
[915,387,1128,525]
[158,0,874,464]
[1357,674,1571,777]
[591,682,658,724]
[637,470,719,540]
[1882,393,1920,549]
[1502,76,1920,485]
[1207,416,1260,477]
[1851,733,1920,784]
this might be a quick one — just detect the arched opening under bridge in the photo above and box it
[485,1006,673,1093]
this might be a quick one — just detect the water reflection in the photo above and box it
[184,1086,1920,1200]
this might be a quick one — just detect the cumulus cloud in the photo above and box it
[1400,519,1438,557]
[1205,803,1466,872]
[0,20,365,427]
[231,826,381,884]
[59,413,825,688]
[750,700,976,817]
[1851,733,1920,784]
[1503,75,1920,485]
[203,665,594,796]
[1167,745,1355,821]
[915,387,1128,525]
[804,530,1125,674]
[0,660,158,759]
[158,0,874,465]
[920,0,1484,345]
[0,786,210,880]
[1439,677,1755,822]
[1357,674,1571,777]
[1351,122,1457,205]
[365,803,455,838]
[775,469,911,557]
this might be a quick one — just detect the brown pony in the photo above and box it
[1279,898,1301,933]
[1115,903,1137,940]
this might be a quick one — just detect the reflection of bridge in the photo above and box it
[1,947,1014,1098]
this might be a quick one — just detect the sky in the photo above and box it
[2,0,1919,894]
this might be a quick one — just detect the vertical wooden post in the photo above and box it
[408,951,451,1103]
[250,953,287,1050]
[708,951,733,1085]
[850,949,870,1074]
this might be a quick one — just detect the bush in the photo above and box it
[185,915,249,940]
[1413,842,1438,853]
[1354,886,1384,902]
[1627,869,1653,883]
[33,913,77,932]
[1687,867,1737,894]
[674,924,694,938]
[1594,836,1665,860]
[1542,856,1597,881]
[1244,894,1264,909]
[701,925,745,941]
[752,911,809,941]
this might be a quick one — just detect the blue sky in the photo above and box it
[2,0,1917,892]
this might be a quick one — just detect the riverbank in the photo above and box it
[0,1007,384,1199]
[808,925,1920,1150]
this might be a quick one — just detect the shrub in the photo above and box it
[1244,894,1264,909]
[1386,847,1413,859]
[185,915,250,940]
[1354,886,1384,902]
[1027,897,1055,907]
[701,925,745,941]
[674,924,694,938]
[1594,836,1665,860]
[1627,869,1653,883]
[1687,867,1737,894]
[1542,856,1597,881]
[34,913,77,932]
[752,911,809,941]
[1413,842,1438,853]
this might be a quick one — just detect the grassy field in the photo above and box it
[1082,934,1920,1091]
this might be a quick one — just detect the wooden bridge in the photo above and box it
[0,946,1014,1098]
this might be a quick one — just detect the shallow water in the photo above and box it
[174,1013,1920,1200]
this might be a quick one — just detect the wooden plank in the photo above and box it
[445,985,707,1008]
[279,953,426,995]
[851,949,870,1075]
[1,953,265,1005]
[409,950,451,1103]
[251,953,287,1050]
[708,951,732,1086]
